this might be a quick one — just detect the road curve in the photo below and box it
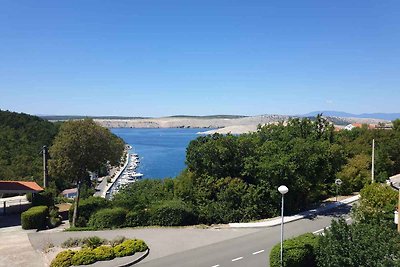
[137,205,352,267]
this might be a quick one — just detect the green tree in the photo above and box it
[352,183,397,225]
[336,154,371,194]
[49,119,124,227]
[393,119,400,131]
[0,110,59,184]
[317,219,400,267]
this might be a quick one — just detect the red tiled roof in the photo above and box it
[0,181,44,193]
[351,123,363,128]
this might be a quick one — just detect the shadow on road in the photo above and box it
[303,203,352,220]
[0,214,21,228]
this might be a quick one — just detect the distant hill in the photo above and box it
[167,115,247,119]
[40,115,148,121]
[303,111,400,121]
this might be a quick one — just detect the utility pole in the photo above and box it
[398,189,400,233]
[42,145,49,188]
[371,139,375,183]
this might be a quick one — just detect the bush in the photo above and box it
[131,239,148,252]
[80,236,105,249]
[50,249,75,267]
[114,239,147,257]
[21,206,49,230]
[49,217,62,228]
[48,207,62,229]
[150,200,196,226]
[54,238,147,267]
[125,209,150,227]
[32,191,54,207]
[270,233,319,267]
[109,236,126,246]
[88,208,126,229]
[70,248,97,266]
[68,196,110,227]
[93,245,115,261]
[26,192,33,202]
[61,237,81,248]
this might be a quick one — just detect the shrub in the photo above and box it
[80,236,105,249]
[50,249,75,267]
[49,217,62,228]
[21,206,49,230]
[61,237,81,248]
[125,209,150,227]
[270,233,319,267]
[150,200,196,226]
[48,207,62,228]
[109,236,126,246]
[26,192,33,202]
[93,245,115,261]
[70,248,97,266]
[114,239,148,257]
[88,208,126,229]
[32,191,54,207]
[68,196,110,227]
[131,239,148,252]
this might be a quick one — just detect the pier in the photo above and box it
[103,146,143,199]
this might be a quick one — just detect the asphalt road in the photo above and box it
[137,204,352,267]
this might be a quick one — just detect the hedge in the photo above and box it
[21,206,49,230]
[50,250,75,267]
[68,196,110,227]
[270,233,319,267]
[150,200,196,226]
[125,209,150,227]
[88,208,127,229]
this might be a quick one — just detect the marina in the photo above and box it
[105,147,143,199]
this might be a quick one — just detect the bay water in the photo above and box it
[111,128,210,179]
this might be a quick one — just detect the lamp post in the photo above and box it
[278,185,289,267]
[335,179,342,202]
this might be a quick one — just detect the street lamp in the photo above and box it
[335,179,342,202]
[278,185,289,267]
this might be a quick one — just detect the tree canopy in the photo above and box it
[0,109,59,185]
[49,119,125,226]
[49,119,124,185]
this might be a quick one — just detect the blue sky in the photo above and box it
[0,0,399,117]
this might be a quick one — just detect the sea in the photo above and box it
[111,128,211,179]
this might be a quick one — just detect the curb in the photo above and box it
[117,248,150,267]
[77,248,150,267]
[229,195,360,228]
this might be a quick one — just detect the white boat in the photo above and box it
[131,173,143,179]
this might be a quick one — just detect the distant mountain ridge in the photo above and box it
[303,111,400,121]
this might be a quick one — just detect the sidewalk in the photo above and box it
[229,194,360,228]
[0,226,45,267]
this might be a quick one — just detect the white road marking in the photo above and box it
[232,257,243,262]
[211,265,220,267]
[252,250,265,255]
